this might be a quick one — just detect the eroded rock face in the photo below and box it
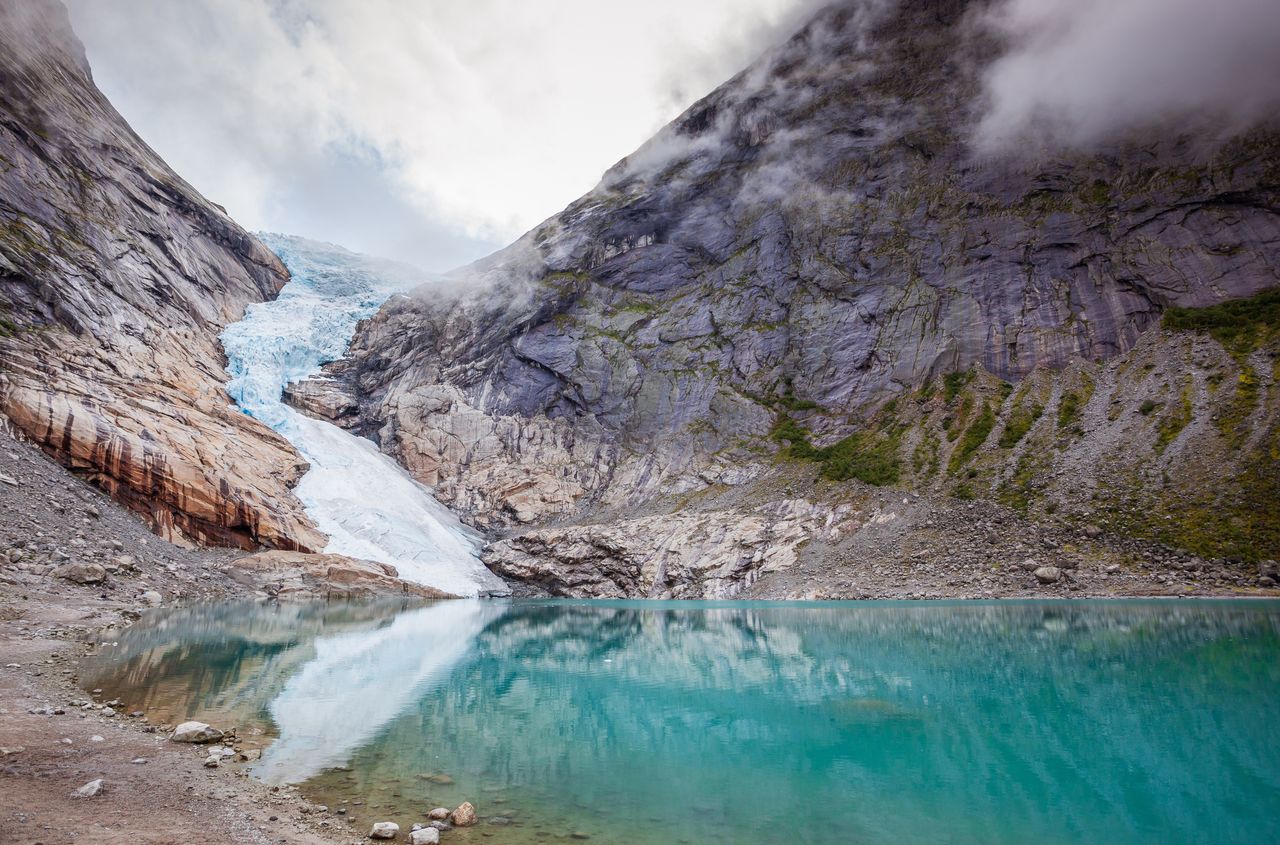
[0,1,320,551]
[484,499,859,599]
[318,0,1280,544]
[229,551,456,600]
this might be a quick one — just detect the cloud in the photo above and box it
[63,0,827,269]
[973,0,1280,153]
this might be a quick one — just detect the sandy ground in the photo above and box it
[0,428,362,845]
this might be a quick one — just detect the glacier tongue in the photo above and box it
[220,234,509,597]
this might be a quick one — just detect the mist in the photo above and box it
[974,0,1280,153]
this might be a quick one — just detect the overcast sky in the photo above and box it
[64,0,821,270]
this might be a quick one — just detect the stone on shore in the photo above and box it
[1034,566,1062,584]
[72,778,104,798]
[170,720,223,743]
[410,828,440,845]
[427,807,450,821]
[369,821,400,839]
[451,802,477,827]
[52,562,107,584]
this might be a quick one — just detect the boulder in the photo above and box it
[427,808,450,821]
[451,802,477,827]
[139,590,163,607]
[1034,566,1062,584]
[369,821,400,839]
[170,721,224,743]
[409,829,440,845]
[52,562,107,584]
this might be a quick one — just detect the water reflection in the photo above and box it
[84,600,1280,845]
[257,600,506,783]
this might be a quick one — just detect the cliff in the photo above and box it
[0,1,322,550]
[305,0,1279,596]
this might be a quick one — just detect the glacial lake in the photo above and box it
[82,599,1280,844]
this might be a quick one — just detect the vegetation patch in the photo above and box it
[998,400,1044,448]
[948,402,995,473]
[1216,366,1261,448]
[771,416,902,486]
[1162,286,1280,359]
[943,370,973,402]
[1154,380,1193,455]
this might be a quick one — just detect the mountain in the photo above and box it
[0,0,321,550]
[302,0,1280,596]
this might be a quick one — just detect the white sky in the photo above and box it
[65,0,822,270]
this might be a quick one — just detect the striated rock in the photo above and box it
[0,1,321,552]
[52,562,106,584]
[170,721,223,743]
[228,551,456,600]
[451,802,477,827]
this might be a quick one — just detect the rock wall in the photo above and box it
[0,1,321,550]
[311,0,1278,569]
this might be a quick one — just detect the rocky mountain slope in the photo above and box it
[304,0,1279,596]
[0,0,320,551]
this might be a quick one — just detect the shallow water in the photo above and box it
[82,599,1280,844]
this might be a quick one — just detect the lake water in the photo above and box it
[81,599,1280,844]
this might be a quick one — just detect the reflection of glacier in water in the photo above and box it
[220,234,507,597]
[81,599,1280,845]
[254,600,507,784]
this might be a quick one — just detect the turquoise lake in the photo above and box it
[81,599,1280,844]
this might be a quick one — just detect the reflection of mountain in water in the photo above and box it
[345,602,1280,845]
[83,601,1280,845]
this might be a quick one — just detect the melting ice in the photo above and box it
[220,234,509,597]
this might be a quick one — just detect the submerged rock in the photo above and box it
[426,808,450,821]
[451,802,477,827]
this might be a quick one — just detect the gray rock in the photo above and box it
[369,821,400,839]
[52,562,107,584]
[72,778,104,798]
[139,590,163,607]
[170,721,223,743]
[1034,566,1063,584]
[427,808,450,821]
[409,829,440,845]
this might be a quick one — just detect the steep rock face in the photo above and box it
[0,1,321,550]
[320,0,1279,546]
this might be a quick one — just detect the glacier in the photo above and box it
[220,234,509,597]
